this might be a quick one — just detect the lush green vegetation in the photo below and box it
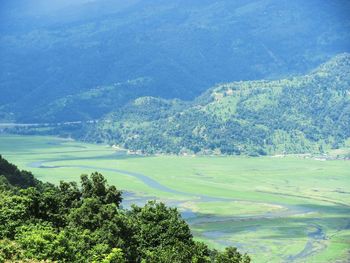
[84,54,350,155]
[1,135,349,262]
[5,54,350,156]
[1,1,349,262]
[0,154,38,188]
[1,1,350,122]
[0,154,250,262]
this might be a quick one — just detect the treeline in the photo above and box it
[0,155,250,263]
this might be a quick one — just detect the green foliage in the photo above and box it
[15,223,58,260]
[81,172,122,206]
[101,248,126,263]
[4,54,350,156]
[80,54,350,156]
[0,239,23,262]
[215,247,251,263]
[2,1,350,123]
[0,157,250,262]
[131,201,193,250]
[0,191,30,238]
[0,155,38,188]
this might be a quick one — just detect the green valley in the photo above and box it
[1,1,349,262]
[1,135,349,262]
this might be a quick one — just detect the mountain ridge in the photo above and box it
[80,53,350,155]
[1,0,350,122]
[7,53,347,156]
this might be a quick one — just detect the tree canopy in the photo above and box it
[0,157,250,262]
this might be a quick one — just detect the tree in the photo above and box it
[14,223,57,261]
[81,172,122,206]
[0,155,38,188]
[101,248,126,263]
[131,201,193,251]
[215,247,251,263]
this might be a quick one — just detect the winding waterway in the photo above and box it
[21,145,350,262]
[26,155,337,262]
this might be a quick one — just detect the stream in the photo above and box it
[27,156,340,262]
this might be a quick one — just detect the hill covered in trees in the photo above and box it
[4,53,350,156]
[1,0,350,122]
[0,155,250,262]
[78,53,350,155]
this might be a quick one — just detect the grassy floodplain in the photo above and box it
[0,135,349,263]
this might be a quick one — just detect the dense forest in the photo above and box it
[0,155,250,262]
[68,54,350,155]
[4,53,350,156]
[1,0,350,122]
[1,1,350,157]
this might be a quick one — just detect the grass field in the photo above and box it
[1,135,349,262]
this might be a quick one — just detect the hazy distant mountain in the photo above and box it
[1,0,350,122]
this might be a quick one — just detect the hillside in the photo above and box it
[1,0,350,122]
[28,78,155,122]
[82,53,350,155]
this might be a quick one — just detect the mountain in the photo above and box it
[26,78,155,122]
[79,53,350,155]
[1,0,350,122]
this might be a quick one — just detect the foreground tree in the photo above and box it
[215,247,251,263]
[0,157,250,262]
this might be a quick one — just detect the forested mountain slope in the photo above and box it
[85,53,350,155]
[1,0,350,122]
[27,78,155,122]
